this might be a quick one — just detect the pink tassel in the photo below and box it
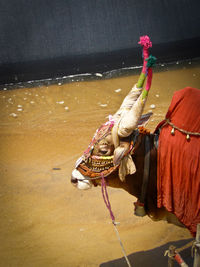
[138,35,152,74]
[138,35,152,49]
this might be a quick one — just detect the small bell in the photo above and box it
[171,127,175,135]
[186,134,190,140]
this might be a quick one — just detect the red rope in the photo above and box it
[145,67,152,91]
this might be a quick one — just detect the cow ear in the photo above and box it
[137,112,153,127]
[119,155,136,182]
[113,142,130,166]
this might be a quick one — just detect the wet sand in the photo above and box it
[0,62,199,266]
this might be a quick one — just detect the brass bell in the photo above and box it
[171,127,175,135]
[186,134,190,140]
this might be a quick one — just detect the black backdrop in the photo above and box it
[0,0,200,84]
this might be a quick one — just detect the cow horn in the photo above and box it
[113,36,155,139]
[118,92,147,137]
[115,71,149,138]
[118,63,155,137]
[112,84,143,147]
[113,84,143,120]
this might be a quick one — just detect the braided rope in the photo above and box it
[166,119,200,136]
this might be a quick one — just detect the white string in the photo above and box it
[113,223,132,267]
[101,174,132,266]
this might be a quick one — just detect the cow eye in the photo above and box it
[98,144,109,154]
[92,136,114,156]
[99,149,108,155]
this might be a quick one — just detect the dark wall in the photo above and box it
[0,0,200,84]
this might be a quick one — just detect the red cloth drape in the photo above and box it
[156,87,200,236]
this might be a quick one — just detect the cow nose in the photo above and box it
[71,176,78,185]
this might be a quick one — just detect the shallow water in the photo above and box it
[0,62,199,266]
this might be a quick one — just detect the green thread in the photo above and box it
[137,73,146,88]
[142,89,148,100]
[146,55,157,68]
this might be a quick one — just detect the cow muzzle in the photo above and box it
[71,169,92,190]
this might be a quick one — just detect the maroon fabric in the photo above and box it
[156,87,200,236]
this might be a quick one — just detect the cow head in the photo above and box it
[71,84,152,190]
[71,36,155,190]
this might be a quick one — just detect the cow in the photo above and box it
[71,37,200,236]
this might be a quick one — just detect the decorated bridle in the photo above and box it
[76,117,133,179]
[76,121,150,180]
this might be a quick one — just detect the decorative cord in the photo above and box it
[166,119,200,139]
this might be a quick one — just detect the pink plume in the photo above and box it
[138,35,152,49]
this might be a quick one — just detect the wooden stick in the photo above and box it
[168,245,175,267]
[193,224,200,267]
